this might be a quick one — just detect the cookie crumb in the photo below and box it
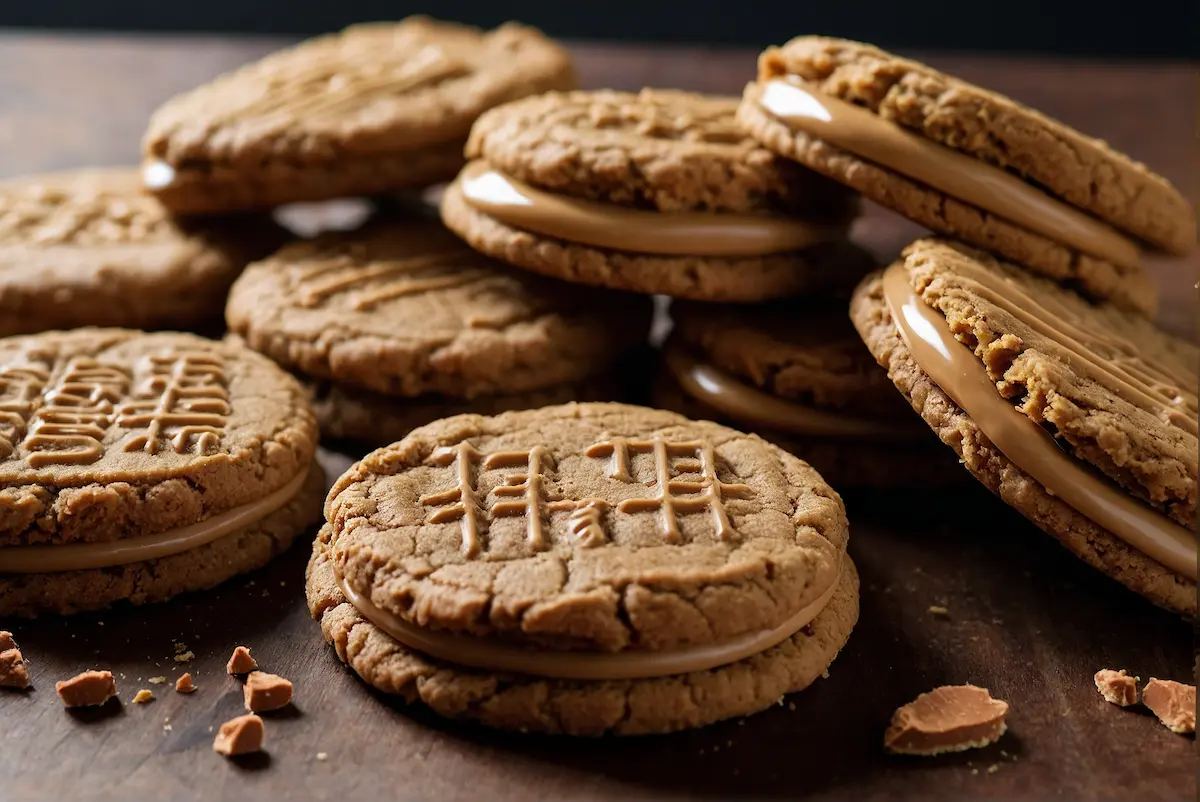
[175,673,197,694]
[56,670,117,708]
[243,670,293,712]
[214,714,264,756]
[987,763,1000,775]
[148,676,168,684]
[927,605,950,617]
[316,752,328,761]
[884,685,1009,756]
[1094,669,1139,707]
[173,651,195,663]
[226,646,257,675]
[132,689,154,704]
[1142,678,1195,734]
[0,632,30,690]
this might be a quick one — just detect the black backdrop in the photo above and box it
[3,0,1198,58]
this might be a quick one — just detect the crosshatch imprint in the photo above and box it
[546,498,611,548]
[22,358,131,468]
[419,442,487,558]
[486,446,555,551]
[584,437,756,543]
[0,365,51,459]
[117,354,230,456]
[295,250,487,311]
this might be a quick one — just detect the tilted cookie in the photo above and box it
[0,329,323,616]
[307,402,858,734]
[739,37,1197,316]
[654,297,962,489]
[441,88,870,301]
[850,238,1197,615]
[142,17,575,214]
[0,169,283,336]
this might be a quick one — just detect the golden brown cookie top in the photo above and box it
[465,88,857,215]
[143,17,575,171]
[759,37,1195,254]
[225,214,652,399]
[325,403,848,652]
[0,329,316,546]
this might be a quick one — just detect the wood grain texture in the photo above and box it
[0,32,1195,802]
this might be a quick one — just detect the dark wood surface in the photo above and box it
[0,32,1195,802]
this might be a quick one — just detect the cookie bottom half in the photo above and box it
[306,526,859,735]
[0,462,326,618]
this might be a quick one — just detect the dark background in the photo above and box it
[2,0,1198,58]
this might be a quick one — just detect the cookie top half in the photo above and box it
[324,403,848,652]
[0,329,316,547]
[225,215,653,398]
[466,88,856,215]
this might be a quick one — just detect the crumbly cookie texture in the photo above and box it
[737,85,1159,316]
[1093,669,1139,707]
[466,88,855,215]
[0,462,324,618]
[307,526,859,735]
[441,183,874,301]
[225,217,652,399]
[324,402,848,652]
[142,17,575,213]
[756,36,1195,254]
[0,329,317,546]
[849,264,1196,617]
[0,169,285,335]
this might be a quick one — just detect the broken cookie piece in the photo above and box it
[226,646,257,675]
[1094,669,1139,707]
[56,670,117,708]
[175,673,197,694]
[243,671,293,712]
[213,714,265,756]
[132,689,154,704]
[884,685,1009,755]
[1142,678,1195,735]
[0,632,30,690]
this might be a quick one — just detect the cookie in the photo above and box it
[0,169,284,337]
[0,329,322,617]
[850,238,1197,615]
[306,402,858,734]
[739,37,1197,316]
[142,18,575,215]
[654,298,962,489]
[440,89,871,301]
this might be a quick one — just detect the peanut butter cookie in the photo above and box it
[306,402,858,734]
[740,37,1196,315]
[850,238,1197,615]
[0,329,322,616]
[441,89,870,301]
[0,169,283,337]
[142,17,575,214]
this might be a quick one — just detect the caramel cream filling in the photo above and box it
[336,562,844,680]
[0,468,309,574]
[756,80,1142,270]
[663,340,927,440]
[456,160,849,257]
[881,263,1196,579]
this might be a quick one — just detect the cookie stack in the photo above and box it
[736,37,1196,615]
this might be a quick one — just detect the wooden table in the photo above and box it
[0,32,1195,802]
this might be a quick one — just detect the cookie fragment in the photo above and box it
[1141,678,1195,734]
[56,670,117,708]
[132,689,154,704]
[884,685,1009,755]
[213,714,265,756]
[243,671,293,712]
[0,631,29,690]
[175,673,197,694]
[1093,669,1139,707]
[226,646,257,675]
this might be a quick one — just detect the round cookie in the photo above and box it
[850,238,1197,616]
[0,168,284,337]
[739,37,1197,315]
[441,89,871,301]
[142,17,575,215]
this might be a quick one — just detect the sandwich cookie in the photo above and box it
[0,329,322,617]
[307,403,858,734]
[142,17,575,215]
[226,215,653,447]
[0,169,284,337]
[654,298,963,489]
[739,37,1197,316]
[441,89,871,301]
[851,238,1197,615]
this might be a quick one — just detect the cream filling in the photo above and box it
[756,80,1142,270]
[456,160,849,257]
[336,562,843,680]
[882,264,1196,580]
[0,468,309,574]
